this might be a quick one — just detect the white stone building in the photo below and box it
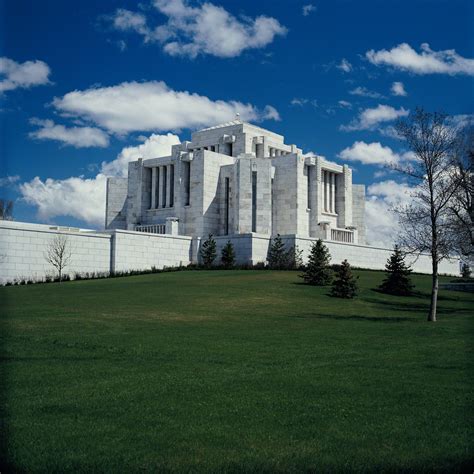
[105,120,366,245]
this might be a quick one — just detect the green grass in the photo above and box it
[1,269,473,473]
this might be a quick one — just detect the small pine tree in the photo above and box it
[331,260,358,298]
[200,234,217,268]
[300,239,333,285]
[379,245,414,296]
[287,245,304,270]
[221,240,236,268]
[267,234,287,269]
[461,263,471,279]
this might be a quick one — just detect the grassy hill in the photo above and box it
[1,269,473,472]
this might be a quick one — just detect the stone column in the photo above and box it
[151,167,157,209]
[331,172,336,213]
[158,166,165,208]
[166,164,172,208]
[324,171,329,212]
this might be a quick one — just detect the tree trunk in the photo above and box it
[428,260,438,322]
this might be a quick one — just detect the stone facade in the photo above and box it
[106,120,365,245]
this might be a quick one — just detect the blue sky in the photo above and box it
[1,0,473,245]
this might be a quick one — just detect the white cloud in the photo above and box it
[349,86,383,99]
[338,100,352,109]
[365,180,414,247]
[337,58,352,73]
[0,57,51,93]
[29,118,110,148]
[108,1,287,59]
[302,4,316,16]
[20,132,180,226]
[391,81,407,96]
[20,175,109,227]
[290,97,318,107]
[366,43,474,76]
[338,141,413,165]
[52,81,280,135]
[0,175,20,187]
[101,133,180,177]
[341,104,409,131]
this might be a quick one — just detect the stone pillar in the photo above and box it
[324,171,329,213]
[165,217,179,235]
[331,172,336,213]
[166,164,172,208]
[151,167,157,209]
[158,166,165,208]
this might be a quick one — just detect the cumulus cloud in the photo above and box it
[302,4,316,16]
[107,1,287,58]
[338,141,413,165]
[29,118,110,148]
[366,43,474,76]
[349,86,384,99]
[337,58,352,73]
[20,132,180,226]
[365,180,414,247]
[0,57,51,93]
[101,133,180,177]
[52,81,280,135]
[391,81,407,96]
[341,104,409,131]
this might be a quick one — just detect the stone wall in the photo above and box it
[0,221,111,283]
[105,177,128,230]
[0,221,461,283]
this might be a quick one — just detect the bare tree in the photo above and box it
[0,199,14,220]
[449,126,474,261]
[45,234,72,283]
[393,108,460,322]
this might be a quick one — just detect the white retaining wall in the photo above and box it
[0,221,461,282]
[111,230,192,271]
[0,221,112,283]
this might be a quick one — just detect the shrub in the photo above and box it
[331,260,358,298]
[221,241,236,268]
[300,239,333,285]
[200,234,217,268]
[378,245,414,296]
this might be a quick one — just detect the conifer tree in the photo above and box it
[379,245,414,296]
[200,234,217,268]
[267,234,287,269]
[331,259,358,298]
[221,240,236,269]
[461,263,471,279]
[300,239,333,285]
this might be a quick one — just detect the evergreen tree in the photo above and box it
[221,240,236,269]
[331,260,358,298]
[379,245,414,296]
[200,234,217,268]
[461,263,471,279]
[267,234,287,269]
[288,245,304,270]
[300,239,333,285]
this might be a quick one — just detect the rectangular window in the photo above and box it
[162,166,167,208]
[225,177,230,235]
[229,143,233,157]
[169,165,174,207]
[251,171,257,233]
[323,170,327,212]
[184,162,191,206]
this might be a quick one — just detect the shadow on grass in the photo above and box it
[293,313,414,323]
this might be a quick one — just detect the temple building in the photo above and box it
[105,120,366,244]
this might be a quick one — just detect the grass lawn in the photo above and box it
[1,269,473,472]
